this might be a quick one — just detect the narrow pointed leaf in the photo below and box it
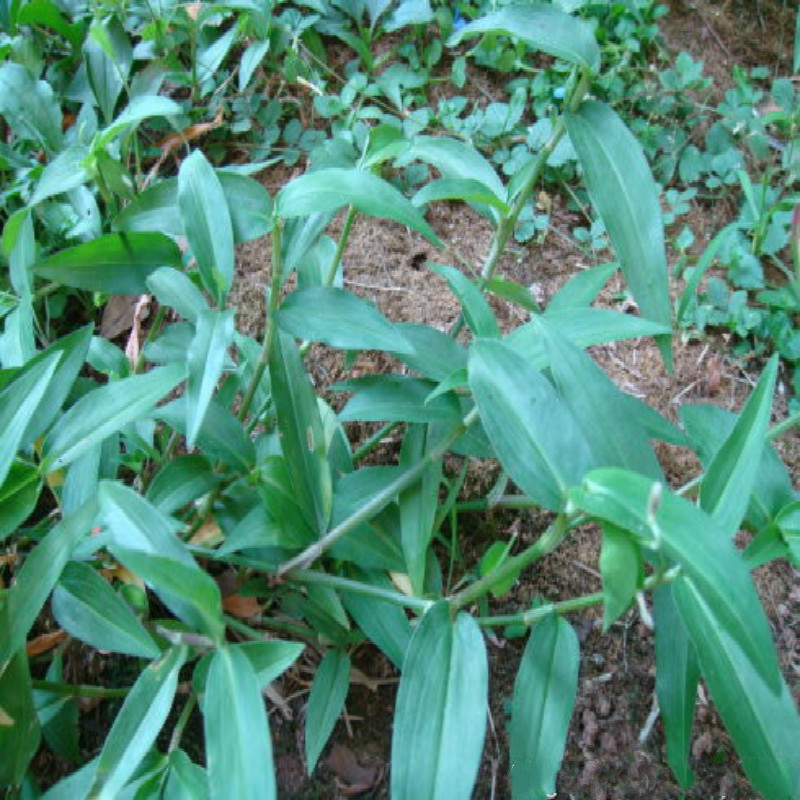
[566,101,672,366]
[547,262,618,312]
[178,150,235,302]
[305,650,351,774]
[270,331,332,534]
[204,646,276,800]
[146,267,210,323]
[391,602,487,800]
[278,288,414,353]
[186,309,235,447]
[673,577,800,800]
[30,145,91,205]
[599,523,642,630]
[0,649,40,786]
[699,354,778,536]
[429,264,499,338]
[412,178,509,213]
[33,233,181,294]
[146,455,219,514]
[164,750,210,800]
[653,585,698,790]
[0,63,62,152]
[276,168,441,246]
[97,94,181,147]
[510,614,579,799]
[0,461,41,540]
[87,646,186,800]
[392,322,468,381]
[44,365,184,470]
[572,468,782,691]
[51,561,160,658]
[469,339,593,510]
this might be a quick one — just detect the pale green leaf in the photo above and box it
[305,650,351,773]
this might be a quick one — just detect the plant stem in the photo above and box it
[352,421,400,461]
[31,680,129,699]
[449,512,571,611]
[454,494,541,513]
[326,205,357,287]
[288,568,432,612]
[276,408,479,576]
[238,219,283,423]
[767,410,800,441]
[168,693,197,753]
[133,304,168,374]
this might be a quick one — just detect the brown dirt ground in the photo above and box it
[227,2,800,797]
[229,1,800,797]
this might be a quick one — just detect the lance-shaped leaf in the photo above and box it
[44,365,184,470]
[0,62,62,152]
[114,548,224,644]
[186,309,235,448]
[146,455,219,515]
[305,650,351,774]
[83,16,132,123]
[52,561,160,658]
[447,3,601,73]
[429,264,499,338]
[270,331,332,535]
[547,262,618,311]
[276,168,441,246]
[653,585,698,790]
[566,101,672,367]
[33,232,182,295]
[87,646,186,800]
[412,178,509,214]
[572,469,782,691]
[0,648,40,787]
[510,614,579,800]
[1,501,96,667]
[391,602,487,800]
[179,150,235,302]
[673,577,800,800]
[391,322,468,381]
[96,94,181,147]
[469,339,593,511]
[0,461,41,541]
[278,288,414,353]
[599,523,643,630]
[698,354,778,537]
[204,646,276,800]
[30,145,91,205]
[0,353,60,488]
[164,750,209,800]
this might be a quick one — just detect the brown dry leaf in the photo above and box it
[325,744,380,795]
[222,594,263,619]
[185,2,202,19]
[100,294,147,340]
[0,706,14,726]
[348,666,379,693]
[155,107,224,156]
[389,571,413,596]
[189,518,223,547]
[125,294,151,367]
[26,630,67,657]
[265,683,293,720]
[102,564,145,589]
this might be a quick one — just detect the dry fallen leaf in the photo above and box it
[325,744,381,795]
[26,629,67,657]
[222,594,263,619]
[100,293,148,340]
[189,518,224,547]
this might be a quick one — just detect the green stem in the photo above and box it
[449,512,571,611]
[238,219,283,424]
[31,680,129,699]
[168,693,197,753]
[352,421,400,461]
[767,410,800,441]
[133,304,167,374]
[276,407,479,576]
[288,569,432,612]
[226,613,318,643]
[454,494,541,513]
[326,205,357,287]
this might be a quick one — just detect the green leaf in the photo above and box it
[566,101,672,367]
[33,233,182,295]
[510,614,579,799]
[0,649,40,787]
[572,468,782,691]
[412,178,509,213]
[0,353,60,488]
[447,3,601,73]
[775,501,800,566]
[186,309,235,448]
[99,480,194,566]
[35,652,80,764]
[305,650,351,774]
[0,63,62,152]
[157,399,256,473]
[204,646,276,800]
[87,646,186,800]
[30,145,91,205]
[429,264,499,338]
[114,173,272,244]
[276,168,441,246]
[698,354,778,537]
[538,318,663,479]
[599,523,642,630]
[673,577,800,799]
[399,424,442,595]
[44,365,184,470]
[278,288,414,353]
[97,94,181,147]
[0,461,41,540]
[653,586,698,790]
[336,375,462,424]
[392,322,468,381]
[391,602,487,800]
[547,262,618,312]
[270,331,332,535]
[51,561,160,658]
[114,548,224,644]
[84,17,132,122]
[164,750,209,800]
[236,640,305,686]
[146,455,219,514]
[178,150,235,303]
[239,39,270,91]
[341,569,411,670]
[0,502,96,668]
[469,339,593,511]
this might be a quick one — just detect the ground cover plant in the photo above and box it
[1,0,799,798]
